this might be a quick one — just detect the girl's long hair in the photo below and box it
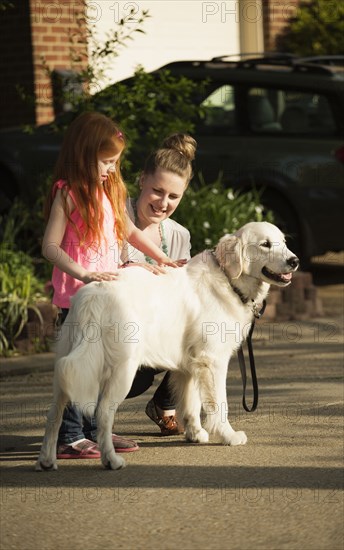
[45,111,127,246]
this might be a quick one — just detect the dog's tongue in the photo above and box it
[281,272,293,282]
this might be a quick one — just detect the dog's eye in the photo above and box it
[260,240,271,248]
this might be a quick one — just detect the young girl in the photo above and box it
[43,112,183,459]
[123,133,197,435]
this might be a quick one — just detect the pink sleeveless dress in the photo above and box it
[51,180,120,308]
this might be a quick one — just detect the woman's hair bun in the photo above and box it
[161,133,197,162]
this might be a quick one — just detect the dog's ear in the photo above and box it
[214,234,243,280]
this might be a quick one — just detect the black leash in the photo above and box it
[237,300,266,412]
[209,249,266,413]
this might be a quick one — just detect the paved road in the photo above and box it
[0,284,343,550]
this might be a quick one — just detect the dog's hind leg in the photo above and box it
[96,394,125,471]
[172,371,209,443]
[96,358,139,470]
[35,387,67,471]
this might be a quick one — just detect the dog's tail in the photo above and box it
[54,289,105,416]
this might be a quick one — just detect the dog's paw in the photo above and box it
[185,427,209,443]
[101,453,126,471]
[226,430,247,446]
[35,459,58,471]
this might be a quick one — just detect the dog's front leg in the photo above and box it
[173,371,209,443]
[204,362,247,446]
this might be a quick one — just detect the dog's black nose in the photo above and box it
[287,256,300,269]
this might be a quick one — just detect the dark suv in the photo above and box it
[1,53,344,263]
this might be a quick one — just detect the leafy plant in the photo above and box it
[0,247,45,355]
[76,5,151,92]
[276,0,344,55]
[171,175,274,255]
[0,194,48,264]
[0,202,46,356]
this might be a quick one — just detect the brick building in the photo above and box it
[263,0,301,52]
[0,0,87,128]
[0,0,301,129]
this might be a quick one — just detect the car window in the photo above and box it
[280,91,336,135]
[247,88,282,132]
[200,85,236,133]
[247,87,336,136]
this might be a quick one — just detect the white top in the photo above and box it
[122,201,191,263]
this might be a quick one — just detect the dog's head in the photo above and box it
[214,221,299,286]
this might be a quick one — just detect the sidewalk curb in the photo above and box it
[0,352,54,378]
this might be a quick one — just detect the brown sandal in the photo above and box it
[145,399,184,436]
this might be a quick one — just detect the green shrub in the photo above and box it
[0,202,46,355]
[0,247,45,355]
[276,0,344,55]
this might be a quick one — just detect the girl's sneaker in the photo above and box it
[57,435,139,459]
[57,439,101,459]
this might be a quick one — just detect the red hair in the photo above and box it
[45,112,127,246]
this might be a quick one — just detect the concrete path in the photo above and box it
[0,285,343,550]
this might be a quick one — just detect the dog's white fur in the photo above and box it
[36,222,299,471]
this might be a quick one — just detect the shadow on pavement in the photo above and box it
[1,463,342,491]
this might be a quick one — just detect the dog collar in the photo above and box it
[229,283,264,318]
[211,250,265,319]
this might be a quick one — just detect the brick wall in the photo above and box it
[0,0,88,128]
[263,0,301,52]
[30,0,88,125]
[264,272,323,321]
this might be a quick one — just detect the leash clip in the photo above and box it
[252,299,267,319]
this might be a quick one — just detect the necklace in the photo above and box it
[132,199,169,263]
[145,221,168,264]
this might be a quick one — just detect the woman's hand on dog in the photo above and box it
[158,257,188,268]
[81,271,120,283]
[122,258,187,275]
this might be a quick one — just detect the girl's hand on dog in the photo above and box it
[122,258,187,275]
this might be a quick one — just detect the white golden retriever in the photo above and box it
[36,222,299,471]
